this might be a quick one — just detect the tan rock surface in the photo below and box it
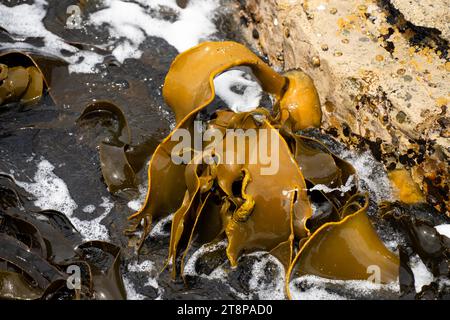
[391,0,450,42]
[234,0,449,214]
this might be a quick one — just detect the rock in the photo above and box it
[390,0,450,42]
[233,0,449,215]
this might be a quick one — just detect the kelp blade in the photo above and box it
[287,194,399,299]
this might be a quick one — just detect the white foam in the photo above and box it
[435,224,450,238]
[289,277,345,300]
[82,204,96,213]
[127,259,160,291]
[410,255,434,292]
[14,159,111,241]
[183,241,286,299]
[72,196,113,241]
[15,159,78,216]
[127,184,147,211]
[0,0,220,73]
[214,70,263,113]
[183,240,247,299]
[149,213,174,238]
[309,175,355,196]
[339,150,394,202]
[183,240,228,278]
[289,275,399,300]
[123,276,146,300]
[90,0,219,55]
[247,252,286,300]
[0,0,104,73]
[128,259,155,273]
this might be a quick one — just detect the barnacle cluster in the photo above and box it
[125,41,400,298]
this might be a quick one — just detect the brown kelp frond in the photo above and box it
[162,41,287,124]
[278,70,322,131]
[286,193,400,299]
[77,101,138,196]
[127,41,289,231]
[0,205,127,300]
[128,41,399,296]
[0,51,56,107]
[130,41,315,229]
[223,118,312,267]
[127,42,286,233]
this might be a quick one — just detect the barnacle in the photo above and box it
[0,51,48,107]
[128,41,400,298]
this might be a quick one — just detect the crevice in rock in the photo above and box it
[377,0,449,60]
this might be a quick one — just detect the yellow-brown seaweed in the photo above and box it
[0,51,47,107]
[127,41,399,298]
[286,194,400,299]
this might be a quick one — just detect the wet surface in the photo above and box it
[0,0,449,300]
[0,0,282,300]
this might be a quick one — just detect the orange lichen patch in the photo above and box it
[375,54,384,62]
[379,26,390,36]
[409,59,423,72]
[445,62,450,72]
[436,97,448,107]
[336,14,361,33]
[388,169,425,204]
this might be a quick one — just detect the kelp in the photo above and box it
[77,100,163,197]
[126,41,400,298]
[379,201,450,298]
[379,202,449,278]
[388,169,425,204]
[0,51,49,107]
[0,179,127,300]
[286,194,400,299]
[77,101,138,195]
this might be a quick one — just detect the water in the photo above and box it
[0,0,448,300]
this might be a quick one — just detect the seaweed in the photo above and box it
[0,182,127,300]
[124,41,400,299]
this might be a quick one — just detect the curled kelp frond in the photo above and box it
[77,101,138,196]
[0,198,126,300]
[0,51,52,107]
[278,70,322,131]
[128,41,399,297]
[286,194,400,299]
[129,41,314,243]
[163,111,312,277]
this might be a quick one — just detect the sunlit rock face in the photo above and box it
[235,0,450,215]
